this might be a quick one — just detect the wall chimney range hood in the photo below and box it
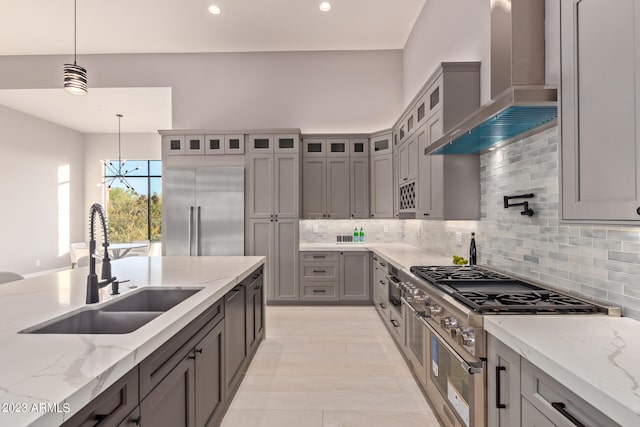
[427,0,557,155]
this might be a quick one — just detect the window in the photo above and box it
[104,160,162,243]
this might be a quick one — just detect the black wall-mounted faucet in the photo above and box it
[504,193,535,217]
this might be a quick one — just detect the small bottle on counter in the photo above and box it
[354,227,359,243]
[359,227,365,243]
[470,232,477,265]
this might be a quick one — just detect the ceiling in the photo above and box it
[0,1,426,133]
[0,88,172,133]
[0,0,426,55]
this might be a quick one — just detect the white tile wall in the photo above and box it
[405,127,640,319]
[299,220,403,244]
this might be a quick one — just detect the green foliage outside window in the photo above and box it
[107,188,162,243]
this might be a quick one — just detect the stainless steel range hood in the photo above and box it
[427,0,557,155]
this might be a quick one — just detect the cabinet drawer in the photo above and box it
[139,300,223,399]
[300,252,339,262]
[300,262,339,281]
[62,368,139,427]
[300,283,339,301]
[521,359,619,427]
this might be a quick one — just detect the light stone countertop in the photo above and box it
[485,315,640,427]
[0,256,264,427]
[299,242,452,270]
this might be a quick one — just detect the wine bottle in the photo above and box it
[470,232,477,265]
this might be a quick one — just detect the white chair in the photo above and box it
[0,271,24,284]
[77,255,102,268]
[148,241,162,256]
[70,242,89,268]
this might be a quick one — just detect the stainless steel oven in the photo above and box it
[425,321,484,427]
[386,267,402,316]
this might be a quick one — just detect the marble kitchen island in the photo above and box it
[0,256,265,427]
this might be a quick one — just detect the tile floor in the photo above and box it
[221,306,441,427]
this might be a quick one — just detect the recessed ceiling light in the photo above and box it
[208,5,221,15]
[319,2,331,12]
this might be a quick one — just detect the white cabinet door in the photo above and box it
[561,0,640,221]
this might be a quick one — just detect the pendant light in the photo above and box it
[105,114,140,189]
[63,0,87,95]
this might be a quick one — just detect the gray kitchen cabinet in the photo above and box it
[117,408,141,427]
[245,270,265,356]
[303,138,326,157]
[340,251,370,301]
[62,368,139,427]
[487,334,521,427]
[398,134,418,184]
[205,135,224,155]
[521,358,620,427]
[224,283,246,397]
[370,132,392,156]
[299,253,340,302]
[185,135,205,155]
[302,157,326,218]
[326,157,350,219]
[247,134,274,154]
[521,398,555,427]
[326,138,349,157]
[561,0,640,222]
[247,154,274,219]
[370,153,393,218]
[247,153,299,219]
[350,157,370,219]
[298,251,369,303]
[415,114,480,220]
[140,355,195,427]
[194,321,225,427]
[163,135,186,155]
[224,134,244,154]
[273,219,299,301]
[248,219,298,302]
[274,154,299,218]
[302,135,370,219]
[487,334,620,427]
[247,219,273,299]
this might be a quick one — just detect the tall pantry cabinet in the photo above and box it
[246,134,301,301]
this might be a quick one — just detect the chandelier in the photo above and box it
[105,114,140,189]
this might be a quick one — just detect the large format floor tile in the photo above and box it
[221,306,441,427]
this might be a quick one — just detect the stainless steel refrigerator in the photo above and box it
[164,167,244,256]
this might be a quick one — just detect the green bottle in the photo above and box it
[354,227,359,243]
[359,227,365,243]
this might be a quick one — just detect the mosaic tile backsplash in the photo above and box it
[405,127,640,319]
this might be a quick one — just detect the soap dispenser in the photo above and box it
[359,227,365,243]
[353,227,359,243]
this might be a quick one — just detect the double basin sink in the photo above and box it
[22,288,202,335]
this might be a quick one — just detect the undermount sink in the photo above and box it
[22,288,203,335]
[25,310,163,334]
[101,288,202,312]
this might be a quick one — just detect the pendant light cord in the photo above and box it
[117,114,123,168]
[73,0,77,65]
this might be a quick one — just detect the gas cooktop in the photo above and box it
[409,265,599,314]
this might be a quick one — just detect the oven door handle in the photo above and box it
[419,316,483,375]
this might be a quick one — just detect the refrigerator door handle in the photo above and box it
[188,206,194,256]
[196,206,202,256]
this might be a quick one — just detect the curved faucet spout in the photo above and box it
[86,203,117,304]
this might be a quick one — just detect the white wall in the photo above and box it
[0,105,84,274]
[403,0,561,108]
[0,51,404,133]
[83,132,161,241]
[402,0,491,106]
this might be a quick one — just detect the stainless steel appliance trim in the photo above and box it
[418,313,483,375]
[189,206,194,256]
[196,206,201,256]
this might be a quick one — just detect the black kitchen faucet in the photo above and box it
[86,203,118,304]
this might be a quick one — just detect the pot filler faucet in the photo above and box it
[86,203,117,304]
